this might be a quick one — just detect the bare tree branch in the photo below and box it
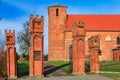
[17,21,30,55]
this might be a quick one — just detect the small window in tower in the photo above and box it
[56,8,59,16]
[117,35,120,45]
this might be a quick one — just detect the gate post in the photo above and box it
[72,21,86,74]
[5,30,17,79]
[29,15,44,76]
[88,36,100,73]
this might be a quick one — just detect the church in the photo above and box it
[48,4,120,61]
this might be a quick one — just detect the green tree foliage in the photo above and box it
[17,53,20,60]
[22,53,29,61]
[17,21,30,55]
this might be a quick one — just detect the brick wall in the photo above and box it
[65,31,120,61]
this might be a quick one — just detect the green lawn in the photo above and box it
[50,61,70,70]
[99,61,120,80]
[50,61,120,80]
[17,61,120,79]
[100,61,120,72]
[100,65,120,72]
[18,61,29,77]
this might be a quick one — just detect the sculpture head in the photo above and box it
[88,35,100,48]
[72,21,85,37]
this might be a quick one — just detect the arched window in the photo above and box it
[56,8,59,16]
[117,35,120,45]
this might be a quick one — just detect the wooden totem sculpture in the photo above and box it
[88,36,100,73]
[72,21,86,74]
[5,30,17,79]
[29,15,44,76]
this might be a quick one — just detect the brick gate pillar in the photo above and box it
[5,30,17,79]
[29,15,44,76]
[88,36,100,73]
[72,21,86,74]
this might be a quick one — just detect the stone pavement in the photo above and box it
[44,61,70,77]
[17,75,113,80]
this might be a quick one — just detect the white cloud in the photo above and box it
[0,19,21,35]
[0,15,29,36]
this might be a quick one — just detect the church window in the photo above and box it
[56,8,59,16]
[117,35,120,45]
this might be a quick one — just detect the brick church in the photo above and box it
[48,4,120,61]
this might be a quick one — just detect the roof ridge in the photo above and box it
[49,4,67,7]
[68,14,120,16]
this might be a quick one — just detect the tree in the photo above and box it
[17,21,30,55]
[0,40,5,53]
[0,30,5,53]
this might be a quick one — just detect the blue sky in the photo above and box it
[0,0,120,54]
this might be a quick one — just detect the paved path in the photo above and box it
[17,61,113,80]
[17,75,113,80]
[44,61,70,77]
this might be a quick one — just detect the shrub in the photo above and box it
[44,54,48,61]
[17,54,20,60]
[0,52,7,78]
[21,53,29,61]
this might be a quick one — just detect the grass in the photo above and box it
[49,61,120,72]
[100,65,120,72]
[17,61,120,79]
[100,61,120,72]
[18,61,29,77]
[50,61,70,70]
[99,61,120,80]
[100,61,120,66]
[50,61,120,80]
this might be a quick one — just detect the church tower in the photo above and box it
[48,4,67,61]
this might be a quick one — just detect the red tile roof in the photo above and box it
[66,15,120,31]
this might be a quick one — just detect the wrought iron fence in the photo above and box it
[100,61,120,73]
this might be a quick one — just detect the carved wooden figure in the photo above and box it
[5,30,17,79]
[29,15,44,76]
[88,36,100,73]
[72,21,86,74]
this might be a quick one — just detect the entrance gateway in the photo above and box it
[5,15,100,79]
[72,21,86,74]
[5,30,17,78]
[29,15,44,76]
